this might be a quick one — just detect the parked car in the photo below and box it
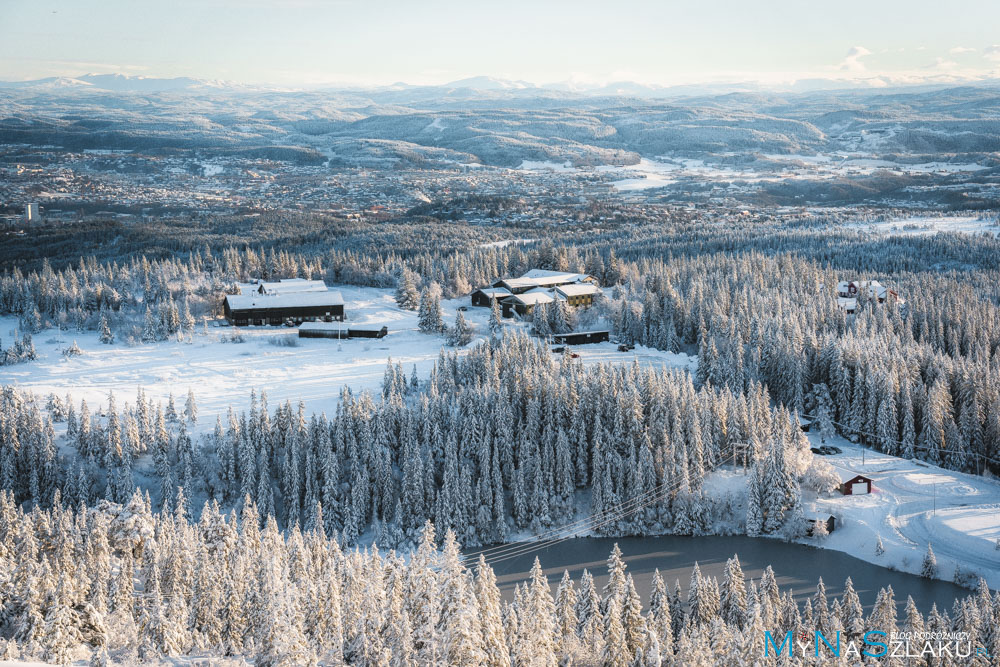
[569,352,580,359]
[552,346,565,353]
[618,343,634,352]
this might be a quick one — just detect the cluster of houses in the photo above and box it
[224,270,608,344]
[835,280,905,315]
[471,269,602,318]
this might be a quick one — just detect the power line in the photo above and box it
[463,472,685,563]
[464,450,739,564]
[478,480,700,568]
[464,452,739,567]
[463,451,733,563]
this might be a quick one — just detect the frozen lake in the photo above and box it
[474,534,976,613]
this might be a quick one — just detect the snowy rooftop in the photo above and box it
[520,269,593,282]
[508,291,555,305]
[836,280,887,299]
[299,321,348,332]
[499,270,595,290]
[555,283,601,297]
[225,289,345,310]
[475,287,513,297]
[239,278,329,296]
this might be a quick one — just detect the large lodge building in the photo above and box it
[224,279,345,326]
[471,269,602,317]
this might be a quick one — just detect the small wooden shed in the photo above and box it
[805,515,837,536]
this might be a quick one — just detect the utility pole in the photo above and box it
[933,483,936,516]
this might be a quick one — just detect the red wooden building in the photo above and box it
[840,474,873,495]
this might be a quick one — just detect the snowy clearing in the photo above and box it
[799,432,1000,590]
[0,286,694,437]
[845,215,999,237]
[596,158,681,191]
[517,160,576,172]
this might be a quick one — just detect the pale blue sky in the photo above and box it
[1,0,998,87]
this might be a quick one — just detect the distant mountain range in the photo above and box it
[0,73,234,93]
[2,72,998,99]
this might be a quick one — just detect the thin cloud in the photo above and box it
[840,46,872,72]
[949,46,976,55]
[985,45,1000,62]
[930,57,959,70]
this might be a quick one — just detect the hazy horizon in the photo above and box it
[2,0,999,89]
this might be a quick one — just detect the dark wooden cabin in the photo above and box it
[552,330,610,345]
[224,290,344,326]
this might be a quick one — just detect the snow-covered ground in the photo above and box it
[800,433,1000,590]
[478,238,537,249]
[845,215,1000,237]
[512,152,993,195]
[0,285,694,436]
[517,160,576,172]
[1,286,469,430]
[596,158,681,191]
[564,341,696,374]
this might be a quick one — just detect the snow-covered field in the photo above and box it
[517,160,576,172]
[514,152,994,194]
[0,285,695,436]
[596,158,681,191]
[800,433,1000,590]
[845,215,1000,237]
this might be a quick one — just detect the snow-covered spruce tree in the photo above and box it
[575,569,604,659]
[812,383,835,443]
[417,282,444,333]
[601,595,630,667]
[744,464,765,536]
[181,297,195,333]
[474,556,510,667]
[488,299,503,338]
[395,268,421,311]
[921,544,938,578]
[533,302,552,338]
[720,555,748,629]
[98,313,114,344]
[447,310,474,347]
[184,388,197,424]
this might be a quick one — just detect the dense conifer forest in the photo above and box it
[1,211,999,664]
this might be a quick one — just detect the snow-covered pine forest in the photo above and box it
[3,220,999,479]
[2,214,1000,663]
[1,332,818,547]
[0,496,997,666]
